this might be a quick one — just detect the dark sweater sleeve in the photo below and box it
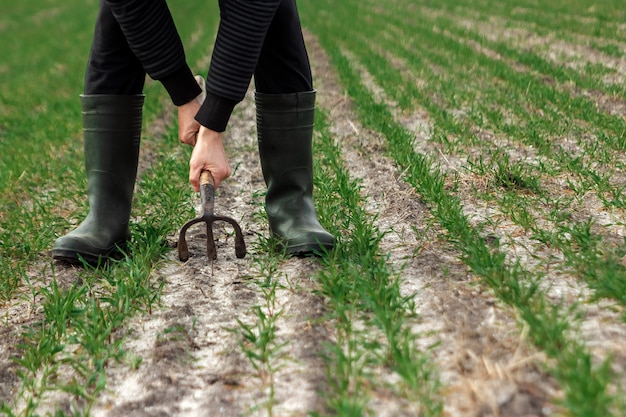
[104,0,201,105]
[195,0,282,131]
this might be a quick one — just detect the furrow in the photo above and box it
[337,30,626,397]
[306,31,556,417]
[90,88,331,417]
[304,7,624,410]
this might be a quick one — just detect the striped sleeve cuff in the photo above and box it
[160,64,202,106]
[194,91,238,132]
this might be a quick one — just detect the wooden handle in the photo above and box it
[200,171,214,187]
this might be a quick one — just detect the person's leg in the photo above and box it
[254,0,312,94]
[52,0,145,265]
[85,0,145,94]
[254,0,334,256]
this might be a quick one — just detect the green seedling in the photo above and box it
[309,111,443,416]
[298,7,623,412]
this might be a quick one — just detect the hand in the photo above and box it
[189,126,232,192]
[177,99,202,146]
[177,75,206,146]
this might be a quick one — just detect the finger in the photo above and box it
[189,165,201,192]
[180,132,197,147]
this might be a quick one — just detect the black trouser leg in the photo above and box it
[84,0,146,95]
[254,0,313,94]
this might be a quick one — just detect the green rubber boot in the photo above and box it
[52,94,144,265]
[255,90,335,256]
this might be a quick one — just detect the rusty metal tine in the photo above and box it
[178,218,202,261]
[178,232,189,261]
[234,231,246,259]
[206,221,218,260]
[211,215,247,259]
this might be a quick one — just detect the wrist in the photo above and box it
[196,127,222,143]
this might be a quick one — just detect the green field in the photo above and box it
[2,0,626,415]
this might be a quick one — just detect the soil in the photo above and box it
[2,28,623,417]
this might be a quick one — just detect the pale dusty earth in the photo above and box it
[2,25,626,417]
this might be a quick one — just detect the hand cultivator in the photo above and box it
[178,171,246,261]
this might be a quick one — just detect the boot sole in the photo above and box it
[51,242,127,267]
[51,249,103,267]
[284,241,335,257]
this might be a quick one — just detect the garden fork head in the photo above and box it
[178,171,246,261]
